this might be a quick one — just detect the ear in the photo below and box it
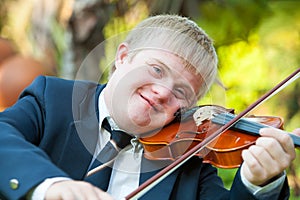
[115,43,129,68]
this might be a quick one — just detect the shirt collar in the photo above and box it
[98,89,122,131]
[98,89,110,128]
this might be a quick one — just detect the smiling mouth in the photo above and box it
[140,94,159,112]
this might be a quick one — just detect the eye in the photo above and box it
[149,65,163,78]
[173,87,194,107]
[174,88,186,99]
[153,66,162,74]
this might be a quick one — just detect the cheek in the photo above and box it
[127,102,176,129]
[119,69,153,91]
[168,96,183,113]
[110,73,146,101]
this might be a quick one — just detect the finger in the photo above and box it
[248,145,278,173]
[72,181,114,200]
[292,128,300,136]
[255,137,285,161]
[259,128,295,157]
[241,148,265,175]
[241,162,253,182]
[71,182,110,200]
[60,191,79,200]
[46,180,108,200]
[93,187,114,200]
[67,184,89,200]
[255,137,290,174]
[241,149,266,185]
[46,183,77,200]
[59,182,90,200]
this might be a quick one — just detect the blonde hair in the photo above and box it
[114,14,218,99]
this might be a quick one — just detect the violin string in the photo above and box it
[212,113,267,136]
[213,113,266,133]
[213,113,300,147]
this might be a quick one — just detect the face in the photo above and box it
[104,44,203,135]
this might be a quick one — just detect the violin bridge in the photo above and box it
[193,106,215,126]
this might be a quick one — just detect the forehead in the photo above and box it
[133,49,203,95]
[132,48,194,71]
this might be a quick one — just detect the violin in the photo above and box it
[139,105,300,169]
[125,68,300,199]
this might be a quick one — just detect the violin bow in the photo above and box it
[125,68,300,200]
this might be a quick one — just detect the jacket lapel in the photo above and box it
[57,84,103,180]
[57,118,99,180]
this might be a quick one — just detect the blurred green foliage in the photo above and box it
[196,1,300,195]
[1,0,300,198]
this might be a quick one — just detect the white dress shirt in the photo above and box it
[94,90,143,199]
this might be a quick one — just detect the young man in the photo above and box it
[0,15,295,200]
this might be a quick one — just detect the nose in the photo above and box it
[151,84,173,104]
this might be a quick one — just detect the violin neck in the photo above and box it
[212,113,300,148]
[288,134,300,148]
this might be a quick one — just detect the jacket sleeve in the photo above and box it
[169,157,290,200]
[0,76,70,200]
[229,168,290,200]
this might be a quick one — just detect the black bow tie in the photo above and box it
[102,118,133,149]
[88,118,133,167]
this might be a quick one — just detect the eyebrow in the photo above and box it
[150,58,172,73]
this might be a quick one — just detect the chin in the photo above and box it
[127,119,159,134]
[129,111,151,125]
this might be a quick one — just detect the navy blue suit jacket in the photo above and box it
[0,76,290,199]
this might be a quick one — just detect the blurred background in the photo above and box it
[0,0,299,198]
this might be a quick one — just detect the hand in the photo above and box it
[241,128,296,186]
[292,128,300,137]
[45,180,114,200]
